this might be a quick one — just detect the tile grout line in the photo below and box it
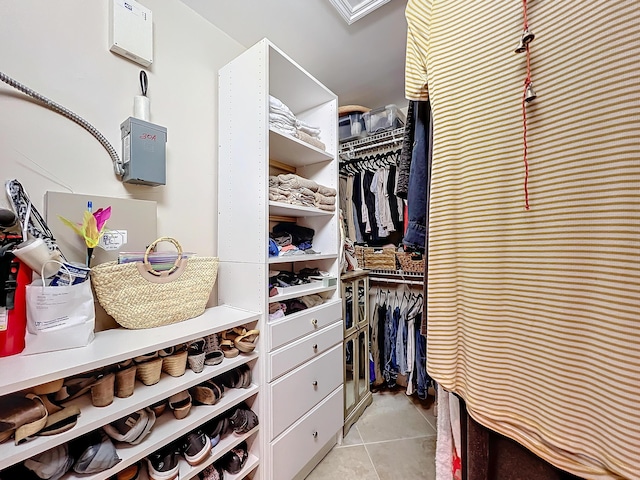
[361,434,435,447]
[410,395,438,431]
[359,425,382,480]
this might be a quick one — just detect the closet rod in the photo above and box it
[369,276,423,287]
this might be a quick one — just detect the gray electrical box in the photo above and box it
[120,117,167,186]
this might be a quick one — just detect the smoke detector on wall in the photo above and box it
[328,0,391,25]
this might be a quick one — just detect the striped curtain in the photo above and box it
[421,1,640,479]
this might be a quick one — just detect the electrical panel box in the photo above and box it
[109,0,153,67]
[120,117,167,186]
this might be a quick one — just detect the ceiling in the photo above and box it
[180,0,409,111]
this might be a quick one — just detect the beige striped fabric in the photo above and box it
[412,1,640,479]
[405,0,432,101]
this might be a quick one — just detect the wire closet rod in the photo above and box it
[369,277,423,287]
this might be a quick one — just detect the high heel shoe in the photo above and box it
[160,346,188,377]
[90,372,115,407]
[115,360,137,399]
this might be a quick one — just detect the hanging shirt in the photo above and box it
[405,0,433,101]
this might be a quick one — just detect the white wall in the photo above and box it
[0,0,245,257]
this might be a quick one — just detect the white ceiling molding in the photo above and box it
[328,0,391,25]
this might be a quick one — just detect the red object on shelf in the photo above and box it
[0,258,31,357]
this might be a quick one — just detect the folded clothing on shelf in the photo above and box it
[269,222,320,257]
[269,95,325,150]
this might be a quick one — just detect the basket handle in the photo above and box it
[142,237,184,277]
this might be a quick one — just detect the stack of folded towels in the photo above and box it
[269,95,326,151]
[269,174,337,211]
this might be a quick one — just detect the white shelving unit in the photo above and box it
[218,38,343,480]
[0,306,261,480]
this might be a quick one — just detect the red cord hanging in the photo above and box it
[521,0,532,210]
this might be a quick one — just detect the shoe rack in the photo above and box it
[0,305,261,480]
[218,38,343,480]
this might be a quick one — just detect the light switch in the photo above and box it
[109,0,153,67]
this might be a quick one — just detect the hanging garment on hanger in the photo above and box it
[396,296,409,375]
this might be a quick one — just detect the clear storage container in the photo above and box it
[339,112,366,142]
[362,104,405,134]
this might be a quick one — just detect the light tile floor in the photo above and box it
[306,389,437,480]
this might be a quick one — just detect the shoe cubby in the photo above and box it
[0,306,260,480]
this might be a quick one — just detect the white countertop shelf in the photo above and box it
[269,201,334,218]
[269,128,334,166]
[0,305,260,396]
[269,283,337,303]
[0,354,258,470]
[269,253,337,265]
[62,384,259,480]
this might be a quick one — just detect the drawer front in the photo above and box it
[270,344,342,439]
[269,300,341,351]
[268,321,343,382]
[271,387,343,480]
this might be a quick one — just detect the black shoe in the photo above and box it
[229,407,259,434]
[179,429,212,466]
[219,441,248,474]
[200,463,224,480]
[147,445,179,480]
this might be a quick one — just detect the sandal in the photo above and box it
[204,333,224,366]
[37,405,81,436]
[190,380,224,405]
[90,372,115,407]
[187,338,206,373]
[234,329,260,353]
[161,348,188,377]
[220,339,239,358]
[168,391,192,420]
[0,393,49,445]
[115,360,137,399]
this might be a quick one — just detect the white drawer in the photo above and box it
[271,387,343,480]
[269,300,341,351]
[268,321,342,382]
[270,344,342,439]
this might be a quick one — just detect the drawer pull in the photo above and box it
[312,344,318,350]
[311,318,318,327]
[312,380,318,386]
[312,431,318,438]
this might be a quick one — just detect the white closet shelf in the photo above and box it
[179,427,260,480]
[0,306,259,396]
[269,201,334,218]
[269,283,337,303]
[269,129,334,166]
[269,253,337,265]
[0,354,258,471]
[62,384,259,480]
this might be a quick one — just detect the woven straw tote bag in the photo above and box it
[91,237,218,329]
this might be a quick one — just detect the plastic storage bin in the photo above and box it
[362,104,406,134]
[339,112,366,142]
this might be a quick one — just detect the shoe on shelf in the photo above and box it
[200,463,224,480]
[24,443,74,480]
[228,405,259,434]
[71,430,121,475]
[179,429,212,466]
[219,339,239,359]
[219,440,248,475]
[204,333,224,366]
[147,444,180,480]
[233,329,260,353]
[168,390,192,420]
[190,380,224,406]
[117,461,142,480]
[103,408,156,445]
[187,338,207,373]
[115,360,137,399]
